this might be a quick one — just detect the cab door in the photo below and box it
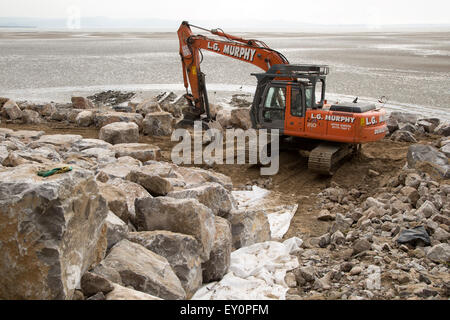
[259,85,286,131]
[285,84,305,135]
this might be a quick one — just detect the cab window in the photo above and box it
[291,87,304,117]
[263,86,285,121]
[305,87,313,109]
[264,87,286,109]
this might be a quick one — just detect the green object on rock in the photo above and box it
[37,166,72,177]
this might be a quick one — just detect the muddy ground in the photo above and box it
[2,121,441,242]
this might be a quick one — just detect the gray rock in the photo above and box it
[106,178,151,223]
[105,283,162,300]
[93,239,186,300]
[167,182,234,216]
[22,109,42,124]
[330,230,345,245]
[230,108,252,130]
[227,208,271,249]
[143,112,174,136]
[99,122,139,145]
[87,292,105,300]
[416,200,439,219]
[0,164,108,299]
[134,197,215,261]
[112,143,160,162]
[389,112,419,125]
[317,209,335,221]
[417,119,437,133]
[352,239,371,255]
[128,231,202,298]
[441,144,450,157]
[426,243,450,263]
[202,216,232,283]
[127,169,174,197]
[3,100,23,119]
[94,112,144,130]
[407,144,450,178]
[105,211,128,250]
[71,97,95,109]
[80,272,114,297]
[294,266,316,283]
[76,111,94,127]
[97,182,131,224]
[391,130,417,143]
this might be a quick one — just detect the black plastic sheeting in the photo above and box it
[397,226,431,246]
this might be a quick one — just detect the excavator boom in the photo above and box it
[177,21,288,119]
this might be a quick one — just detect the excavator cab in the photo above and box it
[250,64,328,132]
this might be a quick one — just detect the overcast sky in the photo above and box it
[1,0,450,25]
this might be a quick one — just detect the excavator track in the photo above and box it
[308,143,357,175]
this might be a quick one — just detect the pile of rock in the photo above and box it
[286,162,449,300]
[0,92,187,138]
[387,112,449,143]
[0,128,276,300]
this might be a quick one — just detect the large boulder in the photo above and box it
[407,144,450,178]
[3,100,23,120]
[80,271,114,297]
[22,109,42,124]
[435,123,450,137]
[227,208,271,249]
[136,100,163,116]
[128,231,203,298]
[97,182,131,223]
[92,239,186,300]
[99,122,139,145]
[40,103,57,117]
[36,134,83,151]
[417,119,438,133]
[106,178,151,223]
[80,147,116,164]
[71,97,95,109]
[175,166,233,191]
[94,112,143,129]
[167,182,234,216]
[0,164,108,299]
[441,144,450,157]
[106,283,162,300]
[97,162,140,180]
[112,143,160,162]
[386,117,399,134]
[202,216,232,283]
[126,163,179,196]
[391,130,417,143]
[76,111,94,127]
[9,130,44,141]
[105,211,128,250]
[230,108,252,130]
[143,112,174,136]
[216,109,232,128]
[135,197,216,261]
[389,112,419,125]
[71,138,112,152]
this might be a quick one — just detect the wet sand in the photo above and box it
[0,30,449,119]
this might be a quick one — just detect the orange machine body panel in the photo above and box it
[284,86,388,143]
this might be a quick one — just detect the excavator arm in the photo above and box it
[177,21,289,120]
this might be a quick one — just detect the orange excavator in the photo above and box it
[177,21,388,174]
